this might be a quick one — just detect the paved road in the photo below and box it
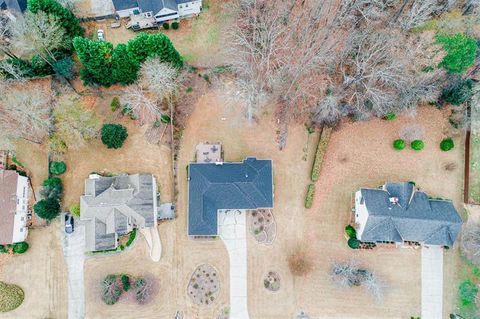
[219,210,249,319]
[421,246,443,319]
[62,220,86,319]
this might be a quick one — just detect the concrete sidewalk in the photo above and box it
[219,210,249,319]
[62,222,86,319]
[421,246,443,319]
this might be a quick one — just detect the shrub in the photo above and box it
[0,245,6,253]
[384,112,396,120]
[162,22,169,30]
[126,229,136,247]
[345,225,356,239]
[348,238,360,249]
[49,161,67,175]
[101,124,128,149]
[12,242,28,254]
[411,140,424,151]
[459,279,478,306]
[304,184,315,209]
[393,139,406,150]
[172,21,179,29]
[311,127,332,181]
[440,138,454,151]
[160,114,171,124]
[186,86,193,93]
[34,198,61,220]
[436,33,477,74]
[0,281,24,312]
[111,97,121,112]
[69,203,80,217]
[121,274,130,292]
[442,78,474,105]
[101,274,122,305]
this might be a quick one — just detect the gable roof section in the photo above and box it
[360,182,463,247]
[112,0,139,11]
[0,170,18,244]
[188,157,273,236]
[136,0,176,14]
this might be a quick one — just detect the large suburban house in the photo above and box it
[0,169,29,245]
[354,182,463,248]
[187,157,274,236]
[80,173,158,251]
[113,0,202,22]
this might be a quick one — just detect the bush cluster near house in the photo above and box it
[0,242,29,254]
[49,161,66,175]
[345,225,356,239]
[393,139,406,150]
[172,21,179,30]
[73,33,182,86]
[436,33,477,74]
[101,124,128,149]
[304,184,315,208]
[440,138,454,151]
[0,281,24,312]
[347,237,360,249]
[411,140,424,151]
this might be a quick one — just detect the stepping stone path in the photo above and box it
[249,209,276,244]
[187,264,220,305]
[263,271,281,292]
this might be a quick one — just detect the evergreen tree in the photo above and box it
[127,33,182,68]
[112,44,140,85]
[28,0,84,41]
[73,37,114,86]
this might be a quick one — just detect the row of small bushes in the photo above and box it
[304,184,315,208]
[393,137,455,151]
[311,127,332,182]
[345,225,360,249]
[162,21,180,30]
[0,242,29,254]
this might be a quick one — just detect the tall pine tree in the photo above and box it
[73,37,114,86]
[127,33,183,68]
[112,44,140,85]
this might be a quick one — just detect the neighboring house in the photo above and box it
[113,0,201,22]
[188,157,274,236]
[80,173,158,251]
[0,0,26,14]
[0,169,29,245]
[354,182,463,248]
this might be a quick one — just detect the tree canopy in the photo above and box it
[34,197,61,220]
[101,123,128,149]
[73,37,114,86]
[437,33,477,74]
[127,33,183,67]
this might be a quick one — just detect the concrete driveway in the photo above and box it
[62,219,86,319]
[421,246,443,319]
[218,210,249,319]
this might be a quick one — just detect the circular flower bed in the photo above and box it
[263,271,281,292]
[187,264,220,305]
[0,282,24,312]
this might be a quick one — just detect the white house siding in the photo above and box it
[154,7,179,22]
[116,7,139,18]
[354,190,369,240]
[178,0,201,17]
[12,175,28,243]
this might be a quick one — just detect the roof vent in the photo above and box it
[389,197,399,205]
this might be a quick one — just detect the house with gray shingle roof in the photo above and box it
[354,182,463,248]
[80,173,158,251]
[187,157,274,236]
[112,0,201,22]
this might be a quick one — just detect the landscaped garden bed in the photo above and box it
[187,264,220,305]
[249,209,276,244]
[100,273,158,305]
[263,271,281,292]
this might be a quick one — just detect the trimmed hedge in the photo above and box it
[12,242,28,254]
[172,21,179,29]
[440,138,454,151]
[305,184,315,209]
[347,238,360,249]
[311,127,332,182]
[345,225,356,239]
[411,140,424,151]
[0,282,24,312]
[163,22,169,30]
[49,161,67,175]
[393,139,406,150]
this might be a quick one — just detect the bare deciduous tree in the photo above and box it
[397,0,457,30]
[9,11,67,65]
[330,260,385,301]
[123,85,162,124]
[0,81,53,144]
[335,0,398,27]
[461,222,480,266]
[139,57,179,102]
[133,274,158,305]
